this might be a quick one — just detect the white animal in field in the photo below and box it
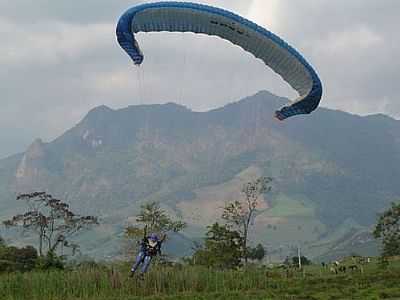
[333,261,340,266]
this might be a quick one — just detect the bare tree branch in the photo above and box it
[3,192,98,257]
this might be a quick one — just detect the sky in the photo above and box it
[1,0,399,158]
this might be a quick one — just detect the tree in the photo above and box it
[248,243,265,262]
[291,256,312,266]
[373,202,400,257]
[283,256,311,267]
[222,176,272,263]
[3,192,98,256]
[0,245,38,272]
[124,202,186,256]
[192,223,243,269]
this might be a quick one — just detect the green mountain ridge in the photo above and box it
[0,91,397,260]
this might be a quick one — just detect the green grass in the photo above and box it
[1,260,400,300]
[264,194,314,218]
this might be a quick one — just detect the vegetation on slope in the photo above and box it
[1,259,400,300]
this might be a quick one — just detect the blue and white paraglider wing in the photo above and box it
[116,2,322,120]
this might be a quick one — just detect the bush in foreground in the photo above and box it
[0,244,38,272]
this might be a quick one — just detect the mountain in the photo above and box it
[0,91,397,260]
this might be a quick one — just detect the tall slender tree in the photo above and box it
[222,176,272,263]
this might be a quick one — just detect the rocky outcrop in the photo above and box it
[15,138,49,191]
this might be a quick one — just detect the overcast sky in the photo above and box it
[1,0,399,158]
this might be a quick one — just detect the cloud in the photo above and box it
[0,0,399,158]
[246,0,282,33]
[0,19,112,66]
[246,0,400,116]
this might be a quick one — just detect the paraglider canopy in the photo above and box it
[116,2,322,120]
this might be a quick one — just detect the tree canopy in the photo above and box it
[374,202,400,257]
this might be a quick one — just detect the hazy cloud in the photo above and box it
[0,0,399,158]
[246,0,399,115]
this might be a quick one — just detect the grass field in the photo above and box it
[1,259,400,300]
[263,194,314,218]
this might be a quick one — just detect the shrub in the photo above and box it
[35,251,64,270]
[0,245,38,272]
